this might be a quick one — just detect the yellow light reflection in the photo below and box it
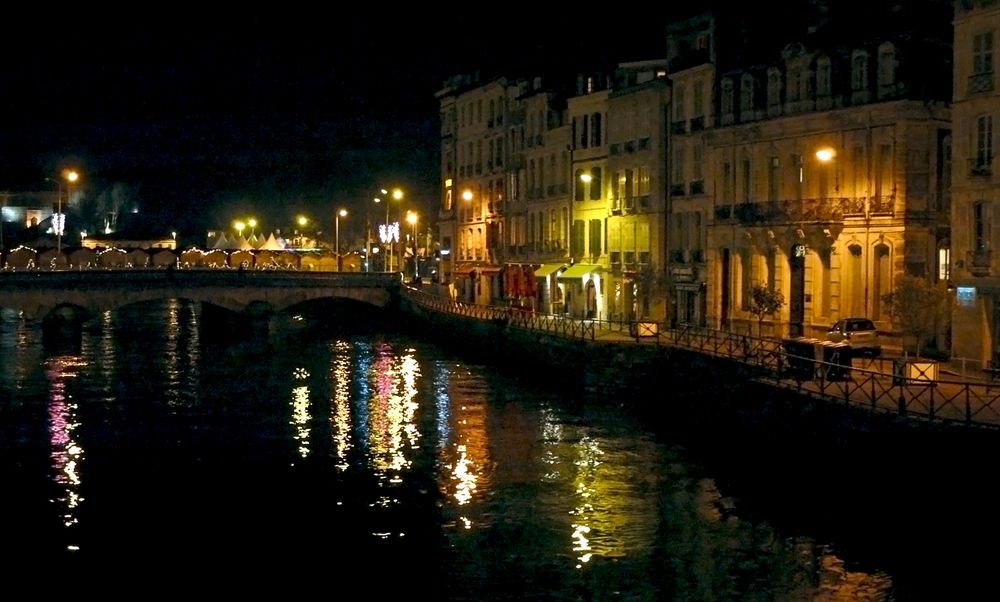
[450,444,478,505]
[46,354,88,543]
[290,367,311,460]
[330,340,353,471]
[366,344,422,483]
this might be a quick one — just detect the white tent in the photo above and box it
[212,232,230,250]
[259,233,285,250]
[236,236,254,251]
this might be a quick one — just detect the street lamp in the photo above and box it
[248,218,258,239]
[407,211,419,280]
[335,208,347,271]
[375,187,404,271]
[234,220,246,240]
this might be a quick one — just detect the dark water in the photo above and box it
[0,299,991,598]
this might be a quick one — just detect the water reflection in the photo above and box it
[290,367,311,460]
[366,341,421,480]
[46,354,88,551]
[329,339,352,471]
[0,304,910,596]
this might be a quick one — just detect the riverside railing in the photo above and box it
[401,286,1000,430]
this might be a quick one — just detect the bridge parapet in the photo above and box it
[0,269,402,319]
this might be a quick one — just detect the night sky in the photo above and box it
[0,7,705,242]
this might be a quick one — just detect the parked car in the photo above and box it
[826,318,881,356]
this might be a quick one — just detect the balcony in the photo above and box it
[689,116,705,131]
[670,183,687,196]
[968,71,995,95]
[671,120,687,135]
[689,180,705,195]
[969,248,992,276]
[968,157,993,177]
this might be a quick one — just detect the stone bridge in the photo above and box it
[0,269,401,336]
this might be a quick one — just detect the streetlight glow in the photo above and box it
[335,208,348,271]
[815,148,835,162]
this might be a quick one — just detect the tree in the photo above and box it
[636,263,671,319]
[882,274,953,357]
[749,284,785,337]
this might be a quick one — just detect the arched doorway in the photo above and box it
[586,280,597,319]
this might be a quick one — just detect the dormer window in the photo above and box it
[878,42,897,98]
[721,78,734,120]
[767,67,782,107]
[852,50,869,91]
[816,56,832,97]
[740,74,755,113]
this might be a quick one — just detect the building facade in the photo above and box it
[953,0,1000,363]
[436,0,953,345]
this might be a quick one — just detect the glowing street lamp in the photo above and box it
[248,218,258,238]
[335,208,347,271]
[233,220,246,240]
[407,211,419,279]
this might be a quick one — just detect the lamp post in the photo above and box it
[49,169,80,260]
[375,187,404,271]
[335,208,347,271]
[407,211,418,280]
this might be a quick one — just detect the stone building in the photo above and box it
[953,0,1000,364]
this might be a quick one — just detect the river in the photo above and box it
[0,298,993,599]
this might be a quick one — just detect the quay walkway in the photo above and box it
[400,285,1000,431]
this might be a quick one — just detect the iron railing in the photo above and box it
[401,286,1000,431]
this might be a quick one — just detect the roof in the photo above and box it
[533,263,568,278]
[557,263,603,279]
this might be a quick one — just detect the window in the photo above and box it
[938,247,950,281]
[636,166,651,199]
[591,113,602,146]
[787,68,800,103]
[693,80,704,118]
[974,200,992,253]
[768,156,780,202]
[590,167,602,201]
[852,145,866,197]
[792,153,804,199]
[767,68,782,107]
[975,31,995,75]
[741,159,752,202]
[816,57,832,97]
[852,51,869,91]
[722,162,732,200]
[721,78,734,118]
[740,74,754,113]
[579,115,589,148]
[878,42,896,94]
[589,219,602,257]
[674,84,686,121]
[874,144,891,200]
[574,169,585,201]
[673,146,685,183]
[977,114,993,167]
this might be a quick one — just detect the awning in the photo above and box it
[533,263,567,278]
[480,265,502,275]
[453,264,477,276]
[557,263,603,279]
